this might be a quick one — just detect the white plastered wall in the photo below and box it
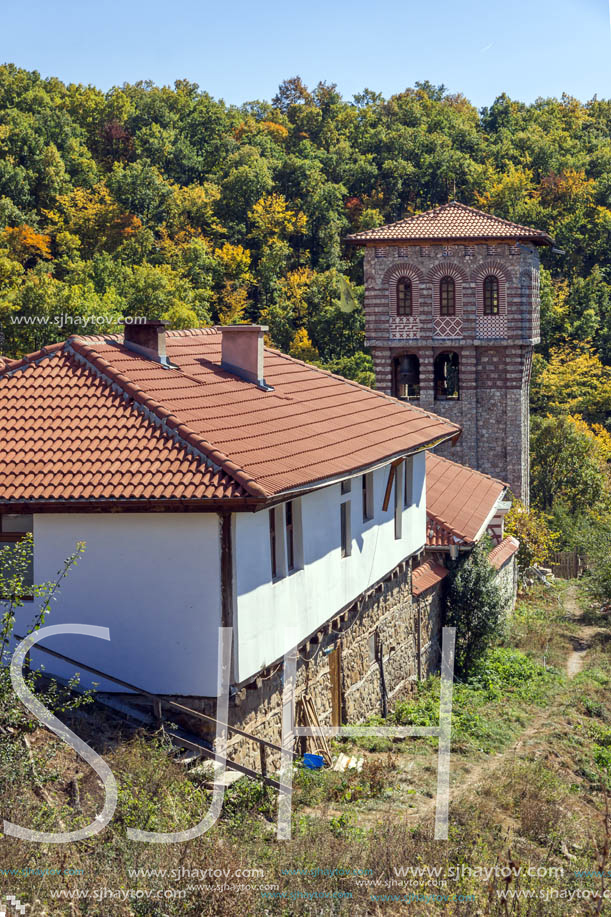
[15,513,221,695]
[233,452,427,683]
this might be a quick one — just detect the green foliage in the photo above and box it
[318,351,374,386]
[445,542,507,677]
[0,536,90,776]
[0,66,609,394]
[530,346,611,428]
[0,534,85,657]
[504,499,558,571]
[583,527,611,605]
[392,646,558,753]
[528,413,611,561]
[531,414,611,514]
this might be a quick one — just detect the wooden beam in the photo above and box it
[220,512,234,630]
[166,730,291,793]
[382,458,403,513]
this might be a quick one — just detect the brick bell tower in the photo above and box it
[347,202,553,505]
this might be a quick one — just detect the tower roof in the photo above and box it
[346,201,553,246]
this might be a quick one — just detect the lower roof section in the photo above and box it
[412,560,449,596]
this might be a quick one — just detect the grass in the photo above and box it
[0,579,609,915]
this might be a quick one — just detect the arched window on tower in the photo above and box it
[439,277,455,316]
[393,354,420,400]
[434,352,459,400]
[396,278,412,315]
[483,275,499,315]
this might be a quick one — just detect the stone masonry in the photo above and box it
[163,557,444,771]
[363,240,541,504]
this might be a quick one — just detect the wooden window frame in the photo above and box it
[0,515,34,600]
[394,460,404,539]
[404,456,414,508]
[396,278,412,316]
[483,275,500,315]
[362,472,374,522]
[340,501,351,558]
[269,508,278,579]
[285,501,295,572]
[439,276,456,316]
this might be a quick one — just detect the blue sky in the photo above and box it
[2,0,609,108]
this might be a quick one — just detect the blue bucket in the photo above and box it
[303,753,325,770]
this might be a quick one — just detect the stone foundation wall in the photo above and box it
[161,558,445,771]
[496,555,519,612]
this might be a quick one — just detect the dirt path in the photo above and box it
[404,584,599,822]
[321,584,604,830]
[564,583,602,679]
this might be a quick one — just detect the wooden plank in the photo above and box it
[15,636,286,755]
[329,641,342,728]
[382,463,397,512]
[166,730,291,793]
[220,512,234,630]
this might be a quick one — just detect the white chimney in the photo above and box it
[221,325,273,390]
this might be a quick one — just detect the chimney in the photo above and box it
[221,325,273,390]
[122,320,169,366]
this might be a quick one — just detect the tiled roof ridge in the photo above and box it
[346,200,552,242]
[73,326,219,344]
[429,201,551,238]
[266,345,462,440]
[488,535,519,562]
[0,342,65,377]
[66,336,269,500]
[428,451,509,489]
[78,326,460,439]
[412,559,446,579]
[411,559,449,596]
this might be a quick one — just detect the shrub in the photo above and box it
[445,542,507,677]
[504,498,558,571]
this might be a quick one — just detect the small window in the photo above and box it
[362,473,374,522]
[340,501,351,557]
[483,275,499,315]
[1,514,33,534]
[269,509,277,578]
[0,514,34,594]
[340,479,351,495]
[404,457,414,508]
[396,278,412,316]
[439,276,455,316]
[285,501,295,572]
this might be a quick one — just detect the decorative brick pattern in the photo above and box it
[434,316,462,338]
[385,262,422,340]
[361,228,543,504]
[390,317,419,339]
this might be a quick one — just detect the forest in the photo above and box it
[0,65,609,577]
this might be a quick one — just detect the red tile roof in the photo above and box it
[426,452,506,547]
[488,536,519,570]
[412,560,448,596]
[347,202,553,246]
[0,329,460,506]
